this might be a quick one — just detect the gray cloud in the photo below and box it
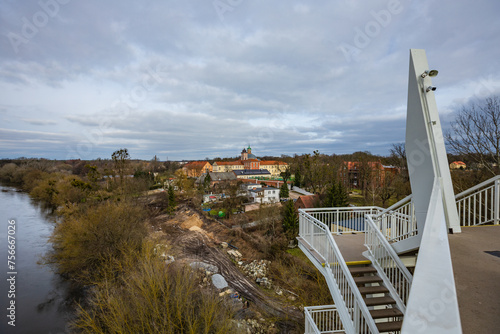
[1,0,499,160]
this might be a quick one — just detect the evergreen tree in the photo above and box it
[322,180,349,207]
[167,186,176,214]
[335,181,349,207]
[294,168,302,188]
[282,200,298,239]
[279,183,289,198]
[203,173,212,189]
[322,181,337,207]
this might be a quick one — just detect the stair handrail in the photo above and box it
[374,194,413,217]
[454,174,500,199]
[299,210,379,333]
[371,194,418,242]
[365,214,413,312]
[304,305,344,334]
[455,174,500,226]
[300,206,384,234]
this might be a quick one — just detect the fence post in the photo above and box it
[495,179,500,225]
[354,305,360,333]
[335,209,340,235]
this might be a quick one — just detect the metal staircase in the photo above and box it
[351,265,404,333]
[300,49,498,333]
[299,174,499,333]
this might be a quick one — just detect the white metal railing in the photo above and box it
[455,175,500,226]
[299,210,379,333]
[301,207,383,234]
[365,215,413,312]
[373,195,418,243]
[305,305,345,334]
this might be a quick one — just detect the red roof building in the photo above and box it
[340,161,399,189]
[450,161,467,170]
[182,161,213,177]
[294,195,320,211]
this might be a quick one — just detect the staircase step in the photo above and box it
[370,308,403,319]
[364,296,396,306]
[358,285,389,295]
[376,320,403,332]
[354,275,383,285]
[349,266,377,274]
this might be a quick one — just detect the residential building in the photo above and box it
[248,187,279,204]
[240,183,262,192]
[340,161,399,189]
[294,194,320,211]
[260,160,288,177]
[212,160,244,173]
[182,161,212,177]
[450,161,467,169]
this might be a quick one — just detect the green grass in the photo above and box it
[286,247,308,260]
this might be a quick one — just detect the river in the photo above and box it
[0,185,71,333]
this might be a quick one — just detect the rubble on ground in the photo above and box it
[189,261,219,274]
[154,244,174,263]
[227,249,243,260]
[239,260,273,289]
[234,318,279,334]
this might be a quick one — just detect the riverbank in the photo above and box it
[0,185,72,333]
[0,159,332,333]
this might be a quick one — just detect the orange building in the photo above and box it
[182,161,212,177]
[212,146,288,177]
[450,161,466,170]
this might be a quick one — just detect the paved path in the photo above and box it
[331,226,500,333]
[449,225,500,334]
[332,233,368,263]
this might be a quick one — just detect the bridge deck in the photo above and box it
[332,233,370,264]
[449,225,500,334]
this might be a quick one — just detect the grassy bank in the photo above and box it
[0,160,236,333]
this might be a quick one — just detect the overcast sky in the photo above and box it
[1,0,499,161]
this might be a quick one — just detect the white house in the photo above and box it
[241,183,262,192]
[249,187,279,204]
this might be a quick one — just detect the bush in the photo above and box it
[30,174,91,207]
[269,252,333,307]
[22,168,47,192]
[0,163,21,184]
[73,249,236,334]
[48,200,147,285]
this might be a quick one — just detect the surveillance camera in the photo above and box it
[421,70,439,78]
[426,86,437,92]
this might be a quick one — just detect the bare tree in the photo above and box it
[389,143,411,200]
[389,143,406,169]
[112,148,130,188]
[446,96,500,176]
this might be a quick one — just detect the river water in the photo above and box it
[0,185,71,333]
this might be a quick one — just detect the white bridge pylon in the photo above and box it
[402,49,462,334]
[406,48,461,235]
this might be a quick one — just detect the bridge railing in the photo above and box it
[373,195,418,243]
[304,305,345,334]
[300,207,383,235]
[299,210,379,333]
[455,175,500,226]
[365,215,413,312]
